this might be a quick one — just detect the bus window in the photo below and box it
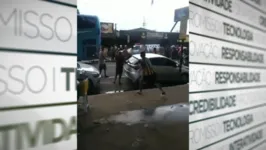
[78,15,96,30]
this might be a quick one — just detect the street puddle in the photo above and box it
[96,103,188,125]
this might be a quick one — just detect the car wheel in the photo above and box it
[181,74,188,83]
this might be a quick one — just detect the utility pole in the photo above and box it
[172,7,188,72]
[142,17,146,28]
[179,19,188,72]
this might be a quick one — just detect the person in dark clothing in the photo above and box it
[165,46,170,58]
[135,51,166,95]
[113,51,125,84]
[171,45,177,60]
[111,46,116,61]
[153,47,157,54]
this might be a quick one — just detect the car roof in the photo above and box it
[78,61,93,67]
[132,53,166,59]
[78,14,98,19]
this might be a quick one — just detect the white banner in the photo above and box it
[189,106,266,149]
[189,34,266,67]
[190,87,266,122]
[190,0,266,30]
[189,0,266,149]
[189,64,266,92]
[0,52,76,107]
[0,0,77,150]
[0,0,77,54]
[200,124,266,150]
[190,4,266,48]
[0,105,77,150]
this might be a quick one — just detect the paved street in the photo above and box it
[78,89,189,150]
[92,62,134,94]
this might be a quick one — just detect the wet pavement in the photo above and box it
[78,103,189,150]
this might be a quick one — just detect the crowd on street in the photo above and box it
[96,44,189,96]
[102,44,188,63]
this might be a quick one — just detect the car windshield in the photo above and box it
[132,45,141,54]
[132,50,139,54]
[128,56,139,64]
[133,45,140,50]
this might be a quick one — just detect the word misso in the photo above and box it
[221,47,264,64]
[0,116,76,150]
[229,129,263,150]
[190,95,236,115]
[223,22,253,41]
[0,8,73,42]
[0,65,77,95]
[204,0,233,13]
[215,72,261,84]
[223,114,254,133]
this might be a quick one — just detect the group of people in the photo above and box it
[109,45,129,61]
[98,45,166,96]
[98,46,126,85]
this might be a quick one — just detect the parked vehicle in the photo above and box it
[124,53,188,88]
[78,14,101,61]
[77,62,101,94]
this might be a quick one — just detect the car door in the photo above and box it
[164,59,182,83]
[77,63,82,80]
[149,57,169,83]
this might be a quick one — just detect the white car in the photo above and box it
[124,53,188,88]
[77,62,101,94]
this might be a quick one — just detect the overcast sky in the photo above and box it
[78,0,188,32]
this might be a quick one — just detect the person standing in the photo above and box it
[140,44,146,52]
[111,46,115,61]
[113,51,125,85]
[159,46,165,55]
[99,47,108,77]
[164,46,168,57]
[170,45,176,60]
[135,51,165,95]
[124,45,128,51]
[153,47,157,54]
